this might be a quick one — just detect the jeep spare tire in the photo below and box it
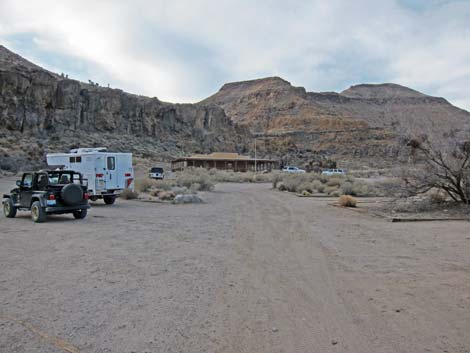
[61,184,83,205]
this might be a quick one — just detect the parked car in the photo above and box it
[2,170,90,223]
[149,167,164,180]
[282,166,306,173]
[321,169,346,176]
[46,147,134,205]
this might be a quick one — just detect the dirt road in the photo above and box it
[1,181,469,353]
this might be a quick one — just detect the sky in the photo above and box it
[0,0,469,110]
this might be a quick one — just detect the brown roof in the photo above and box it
[172,152,277,162]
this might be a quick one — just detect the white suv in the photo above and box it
[282,166,306,174]
[321,169,345,176]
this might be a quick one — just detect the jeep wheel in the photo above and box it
[103,196,116,205]
[31,201,46,223]
[3,198,17,218]
[73,208,87,219]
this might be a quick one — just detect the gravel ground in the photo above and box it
[1,178,470,353]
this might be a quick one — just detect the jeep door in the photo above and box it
[19,173,33,207]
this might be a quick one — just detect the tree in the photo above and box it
[403,136,470,204]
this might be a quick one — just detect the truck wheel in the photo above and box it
[103,196,116,205]
[73,208,87,219]
[3,198,17,218]
[31,201,46,223]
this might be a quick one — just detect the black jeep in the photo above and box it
[2,170,90,223]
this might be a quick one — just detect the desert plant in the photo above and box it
[176,169,215,191]
[429,190,446,204]
[158,191,176,201]
[326,176,344,187]
[154,180,174,191]
[324,185,339,195]
[135,178,156,193]
[339,195,357,207]
[120,189,139,200]
[272,172,283,189]
[404,136,470,204]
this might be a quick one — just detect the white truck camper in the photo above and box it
[46,148,134,204]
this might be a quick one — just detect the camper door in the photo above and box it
[105,155,118,189]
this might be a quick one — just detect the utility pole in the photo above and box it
[254,137,257,173]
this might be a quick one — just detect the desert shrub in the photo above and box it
[429,190,446,204]
[278,174,311,192]
[330,190,341,197]
[326,176,344,187]
[190,183,201,193]
[278,182,287,191]
[154,180,174,191]
[272,172,283,189]
[341,182,354,195]
[297,181,314,193]
[158,191,176,201]
[324,185,339,195]
[120,189,139,200]
[339,195,357,207]
[176,169,215,191]
[301,190,312,196]
[135,178,156,192]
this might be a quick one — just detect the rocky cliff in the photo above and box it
[2,45,470,172]
[203,77,470,168]
[0,45,249,171]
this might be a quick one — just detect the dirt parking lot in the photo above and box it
[1,177,470,353]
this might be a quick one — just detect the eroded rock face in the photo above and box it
[0,45,249,171]
[203,77,470,168]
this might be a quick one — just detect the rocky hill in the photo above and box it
[0,45,249,171]
[2,45,469,172]
[203,77,470,168]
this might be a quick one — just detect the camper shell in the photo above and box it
[46,148,134,204]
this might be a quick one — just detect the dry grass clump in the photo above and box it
[338,195,357,207]
[120,189,139,200]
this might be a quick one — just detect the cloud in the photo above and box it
[0,0,469,111]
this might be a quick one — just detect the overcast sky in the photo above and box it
[0,0,469,110]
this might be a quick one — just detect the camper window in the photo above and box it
[69,156,82,163]
[107,157,116,170]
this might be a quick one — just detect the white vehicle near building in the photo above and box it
[321,168,346,176]
[282,166,306,173]
[46,148,134,204]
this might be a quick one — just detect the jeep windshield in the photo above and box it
[151,168,163,173]
[47,171,83,185]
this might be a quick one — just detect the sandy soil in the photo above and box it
[1,178,470,353]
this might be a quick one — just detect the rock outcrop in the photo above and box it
[0,45,249,171]
[203,77,470,168]
[2,45,470,172]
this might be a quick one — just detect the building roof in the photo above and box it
[172,152,277,162]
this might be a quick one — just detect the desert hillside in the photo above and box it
[203,77,470,168]
[2,46,470,171]
[0,45,249,171]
